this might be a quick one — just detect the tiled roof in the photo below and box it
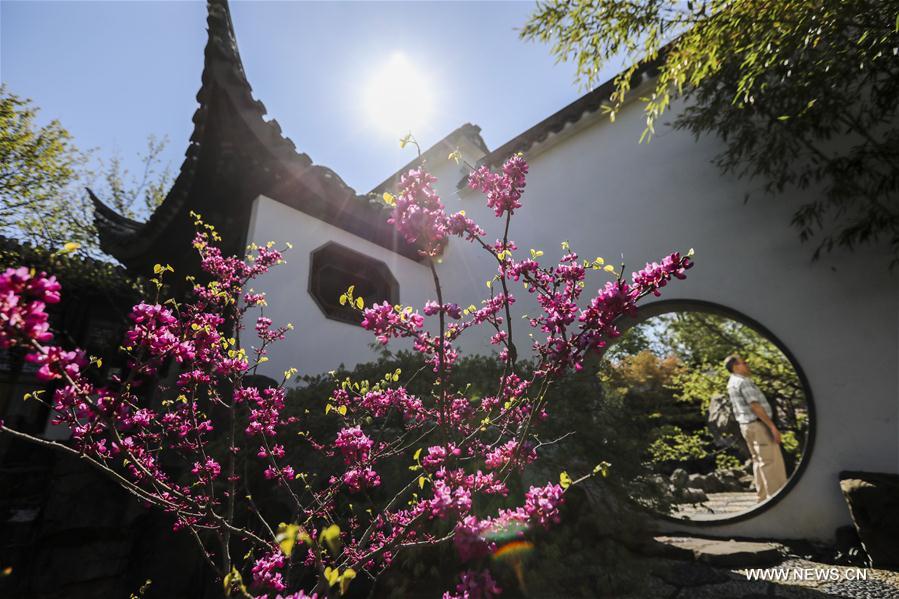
[93,0,420,268]
[466,58,662,178]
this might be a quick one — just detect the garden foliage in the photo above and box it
[523,1,899,263]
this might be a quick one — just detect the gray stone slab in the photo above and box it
[652,535,786,568]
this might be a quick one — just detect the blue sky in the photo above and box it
[2,1,622,199]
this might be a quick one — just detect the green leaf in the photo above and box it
[276,522,300,556]
[559,471,572,489]
[355,296,364,310]
[340,568,357,595]
[593,461,611,477]
[223,567,245,597]
[325,567,340,587]
[321,523,342,554]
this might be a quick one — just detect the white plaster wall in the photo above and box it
[245,96,898,542]
[431,99,899,542]
[244,196,434,379]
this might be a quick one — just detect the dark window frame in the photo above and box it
[308,242,399,327]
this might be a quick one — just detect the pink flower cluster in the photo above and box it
[335,426,374,463]
[443,569,502,599]
[0,267,59,349]
[334,427,381,492]
[483,440,537,471]
[388,168,484,257]
[467,154,528,217]
[422,443,461,471]
[424,301,463,320]
[252,549,287,592]
[361,302,423,345]
[243,386,288,438]
[522,482,566,528]
[632,252,694,295]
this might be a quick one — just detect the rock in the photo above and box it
[739,474,755,489]
[649,536,784,568]
[839,471,899,569]
[652,561,730,587]
[715,471,746,492]
[674,487,708,504]
[688,473,724,493]
[833,525,868,566]
[648,474,668,490]
[670,468,689,489]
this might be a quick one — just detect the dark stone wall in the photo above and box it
[0,447,218,598]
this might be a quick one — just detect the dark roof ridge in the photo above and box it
[93,0,402,264]
[464,57,662,183]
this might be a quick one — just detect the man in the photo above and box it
[724,354,788,502]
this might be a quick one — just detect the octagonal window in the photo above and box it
[308,242,399,326]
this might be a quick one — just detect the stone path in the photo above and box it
[672,491,759,521]
[622,536,899,599]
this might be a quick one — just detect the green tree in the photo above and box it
[97,134,171,223]
[664,312,807,444]
[607,312,809,464]
[597,311,810,476]
[0,85,86,248]
[522,1,899,263]
[0,86,170,257]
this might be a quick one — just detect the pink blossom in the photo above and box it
[524,483,565,528]
[453,516,493,562]
[342,467,381,492]
[252,549,287,592]
[443,569,502,599]
[334,426,374,464]
[484,440,537,471]
[422,444,461,472]
[191,458,222,480]
[467,154,528,217]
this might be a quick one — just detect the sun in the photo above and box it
[362,53,434,137]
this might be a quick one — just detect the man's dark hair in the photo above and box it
[723,354,740,373]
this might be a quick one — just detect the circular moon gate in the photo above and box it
[593,300,815,525]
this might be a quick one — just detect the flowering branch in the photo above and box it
[0,155,692,598]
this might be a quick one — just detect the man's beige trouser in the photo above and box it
[739,420,788,502]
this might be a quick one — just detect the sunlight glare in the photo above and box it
[362,53,434,137]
